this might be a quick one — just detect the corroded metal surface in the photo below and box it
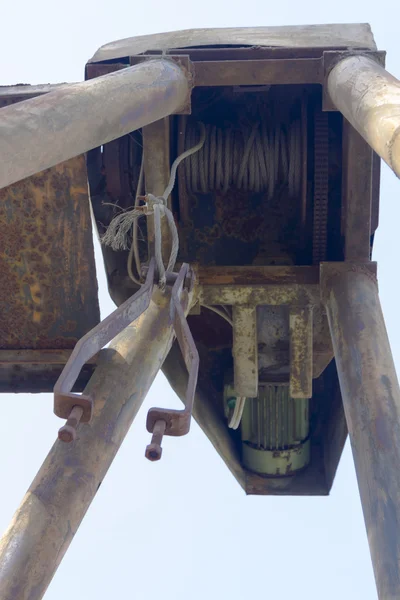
[289,306,313,398]
[198,282,319,306]
[232,306,258,398]
[84,39,380,498]
[0,288,177,600]
[321,261,400,599]
[89,24,377,63]
[54,260,156,424]
[146,263,199,458]
[0,156,99,351]
[196,265,320,285]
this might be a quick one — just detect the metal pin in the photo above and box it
[145,419,167,461]
[58,406,84,443]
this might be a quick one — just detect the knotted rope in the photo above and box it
[102,123,206,289]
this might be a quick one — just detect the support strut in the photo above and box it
[0,58,190,189]
[0,288,176,600]
[327,55,400,179]
[322,262,400,600]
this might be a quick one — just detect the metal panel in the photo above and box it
[89,24,377,63]
[194,58,323,86]
[0,156,99,351]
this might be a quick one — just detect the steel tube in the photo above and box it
[0,289,175,600]
[327,55,400,178]
[322,263,400,599]
[0,59,189,189]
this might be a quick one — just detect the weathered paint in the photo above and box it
[289,306,313,398]
[0,156,99,351]
[232,306,258,398]
[322,262,400,600]
[328,55,400,179]
[0,288,176,600]
[0,60,190,189]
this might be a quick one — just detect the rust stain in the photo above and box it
[0,156,99,349]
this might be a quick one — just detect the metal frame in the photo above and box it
[54,259,156,439]
[321,261,400,598]
[2,36,400,599]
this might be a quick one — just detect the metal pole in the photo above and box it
[327,55,400,178]
[321,262,400,600]
[0,59,189,189]
[0,288,175,600]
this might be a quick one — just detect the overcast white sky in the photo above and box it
[1,3,400,600]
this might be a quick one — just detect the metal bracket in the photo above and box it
[55,259,156,442]
[145,263,199,461]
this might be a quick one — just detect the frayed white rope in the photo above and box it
[102,123,206,289]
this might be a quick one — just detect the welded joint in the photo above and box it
[320,262,378,306]
[322,50,386,112]
[130,54,193,114]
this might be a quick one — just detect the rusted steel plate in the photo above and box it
[198,283,319,306]
[232,306,258,398]
[0,349,98,364]
[0,350,97,393]
[0,155,99,350]
[289,306,313,398]
[196,265,319,286]
[194,58,323,86]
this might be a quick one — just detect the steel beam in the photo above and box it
[0,289,175,600]
[321,262,400,600]
[327,55,400,178]
[232,305,258,398]
[193,58,323,86]
[0,59,190,189]
[289,306,313,398]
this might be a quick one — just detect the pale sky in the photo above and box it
[1,3,400,599]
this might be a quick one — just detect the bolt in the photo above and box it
[58,405,84,443]
[145,419,167,461]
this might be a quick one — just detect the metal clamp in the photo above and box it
[145,263,199,461]
[55,259,156,442]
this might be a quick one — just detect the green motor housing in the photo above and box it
[240,384,310,477]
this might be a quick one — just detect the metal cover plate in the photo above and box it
[89,24,377,63]
[0,155,99,351]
